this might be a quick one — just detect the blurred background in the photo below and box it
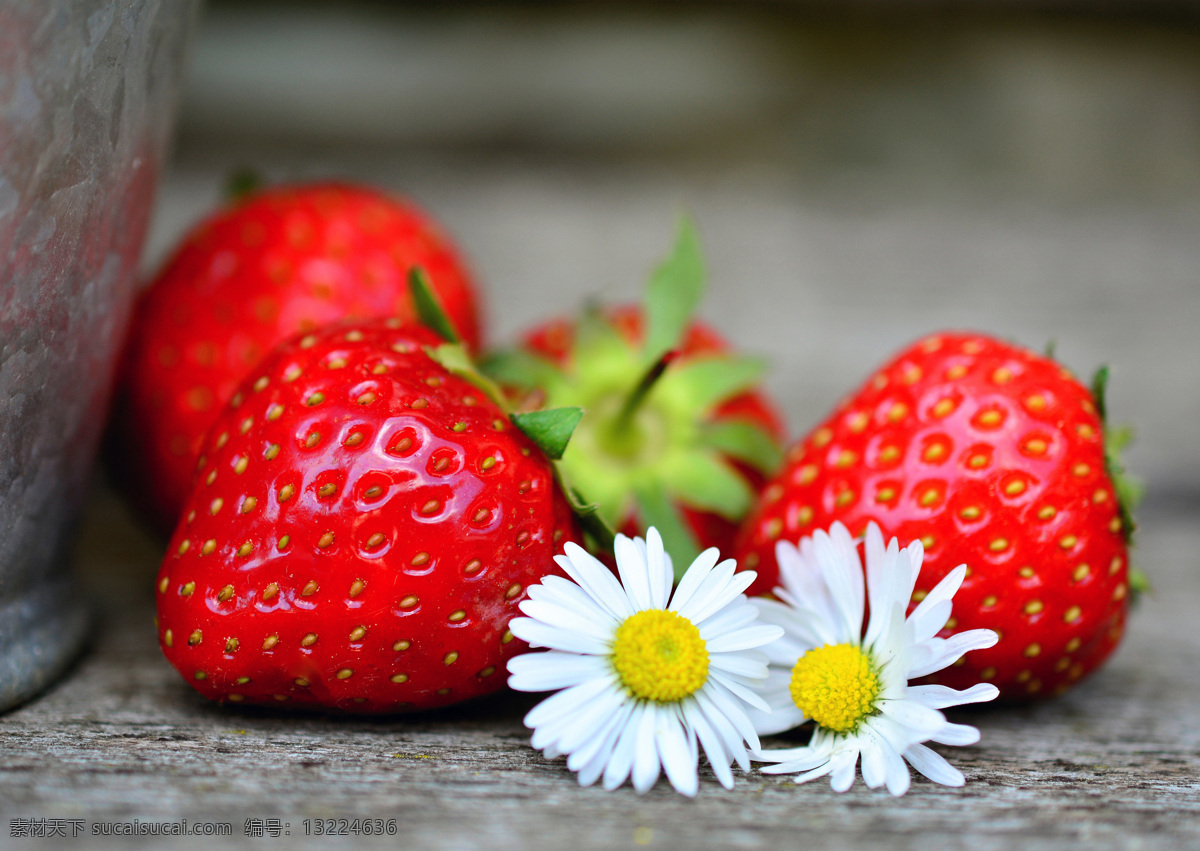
[142,0,1200,512]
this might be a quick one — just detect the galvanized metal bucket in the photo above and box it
[0,0,197,711]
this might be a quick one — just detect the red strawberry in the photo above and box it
[735,332,1135,701]
[154,320,577,713]
[482,219,784,578]
[114,182,483,533]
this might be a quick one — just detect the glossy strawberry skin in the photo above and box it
[522,304,785,556]
[155,321,576,713]
[735,332,1130,701]
[115,182,483,533]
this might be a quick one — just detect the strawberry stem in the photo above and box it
[611,350,678,439]
[568,488,617,554]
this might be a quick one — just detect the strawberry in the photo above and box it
[154,319,577,713]
[735,332,1136,701]
[482,218,784,579]
[113,182,483,533]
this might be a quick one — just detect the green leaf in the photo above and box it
[1114,469,1144,513]
[574,306,633,367]
[1107,424,1134,456]
[1091,365,1110,422]
[666,355,768,412]
[225,168,265,202]
[479,349,563,391]
[643,215,705,362]
[1091,365,1142,547]
[511,408,584,461]
[635,484,702,582]
[1129,566,1152,607]
[703,421,783,474]
[423,344,509,409]
[664,452,755,520]
[409,267,460,344]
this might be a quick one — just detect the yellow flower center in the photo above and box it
[611,609,709,703]
[789,643,880,733]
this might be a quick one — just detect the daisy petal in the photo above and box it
[812,527,865,643]
[631,705,663,793]
[755,745,831,773]
[882,744,911,796]
[708,652,770,681]
[751,596,839,650]
[746,701,806,738]
[509,617,610,655]
[645,527,673,610]
[697,601,760,641]
[775,540,838,629]
[930,722,981,747]
[603,702,644,791]
[676,560,751,625]
[908,629,1000,679]
[908,683,1000,709]
[527,577,620,629]
[708,669,771,714]
[859,733,888,789]
[568,699,634,776]
[556,686,627,755]
[525,676,614,729]
[556,543,633,619]
[668,547,721,614]
[684,701,734,790]
[614,533,653,612]
[508,651,611,692]
[863,713,916,755]
[878,699,947,741]
[657,709,699,797]
[518,600,616,641]
[908,599,953,645]
[863,525,900,646]
[696,688,757,768]
[705,625,785,654]
[829,746,862,792]
[911,564,966,617]
[576,747,610,788]
[904,743,965,787]
[531,688,617,753]
[789,763,837,785]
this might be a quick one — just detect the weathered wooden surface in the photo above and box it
[5,5,1200,848]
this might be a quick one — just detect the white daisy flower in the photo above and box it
[507,528,784,797]
[751,521,1000,796]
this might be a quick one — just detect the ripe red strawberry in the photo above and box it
[735,332,1135,702]
[483,219,784,577]
[154,320,577,713]
[114,182,483,533]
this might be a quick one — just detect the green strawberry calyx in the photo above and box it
[1090,365,1149,600]
[481,216,782,577]
[409,270,612,550]
[224,168,266,203]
